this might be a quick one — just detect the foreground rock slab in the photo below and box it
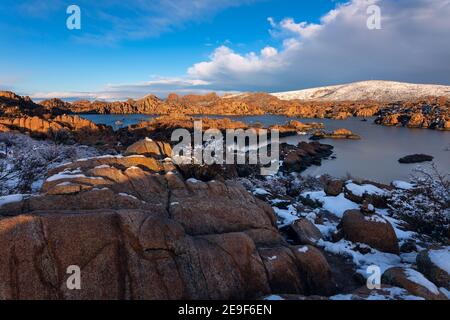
[0,144,338,300]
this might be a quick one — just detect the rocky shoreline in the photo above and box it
[0,90,449,301]
[2,91,449,132]
[0,137,447,300]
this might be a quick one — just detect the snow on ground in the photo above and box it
[345,182,387,197]
[272,204,298,227]
[404,268,440,295]
[428,248,450,275]
[392,180,414,190]
[272,80,450,102]
[331,287,424,301]
[301,191,359,218]
[318,239,402,276]
[378,210,417,243]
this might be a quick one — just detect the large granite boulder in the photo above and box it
[340,210,399,254]
[0,141,336,300]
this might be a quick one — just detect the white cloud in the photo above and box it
[29,77,237,101]
[187,0,450,91]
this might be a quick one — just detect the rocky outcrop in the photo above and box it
[324,180,344,197]
[340,210,399,254]
[125,138,172,158]
[0,91,50,116]
[270,120,324,137]
[375,97,450,130]
[280,142,334,173]
[310,128,361,141]
[0,115,115,146]
[382,267,448,300]
[0,143,337,300]
[398,154,434,164]
[290,219,322,246]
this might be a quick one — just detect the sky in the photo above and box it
[1,0,450,100]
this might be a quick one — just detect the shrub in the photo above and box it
[388,164,450,243]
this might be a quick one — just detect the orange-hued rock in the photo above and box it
[125,138,173,158]
[340,210,399,254]
[0,149,336,300]
[0,114,115,146]
[292,245,336,296]
[382,268,448,300]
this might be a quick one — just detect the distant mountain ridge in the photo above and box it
[272,80,450,102]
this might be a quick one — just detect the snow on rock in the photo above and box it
[302,191,359,218]
[253,188,271,196]
[0,194,26,207]
[298,246,309,253]
[273,205,298,227]
[428,248,450,275]
[345,182,387,197]
[392,180,414,190]
[46,170,102,182]
[440,288,450,299]
[118,193,139,200]
[365,215,387,224]
[404,268,440,295]
[94,164,112,169]
[381,212,416,242]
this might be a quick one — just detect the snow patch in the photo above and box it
[428,248,450,275]
[0,194,26,207]
[345,183,387,197]
[392,180,414,190]
[318,239,401,275]
[298,246,309,253]
[404,268,440,295]
[302,191,359,218]
[118,193,138,200]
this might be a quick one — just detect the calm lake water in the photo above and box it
[81,114,450,183]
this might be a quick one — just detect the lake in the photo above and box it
[81,114,450,184]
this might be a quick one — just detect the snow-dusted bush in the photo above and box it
[388,165,450,243]
[0,133,101,195]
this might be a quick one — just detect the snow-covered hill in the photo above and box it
[272,81,450,102]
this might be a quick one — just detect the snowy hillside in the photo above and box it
[272,81,450,102]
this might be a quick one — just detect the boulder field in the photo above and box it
[0,139,337,300]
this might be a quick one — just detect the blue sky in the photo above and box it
[1,0,450,100]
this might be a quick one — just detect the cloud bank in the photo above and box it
[27,0,450,100]
[188,0,450,92]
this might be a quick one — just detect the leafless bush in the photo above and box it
[388,164,450,243]
[0,133,101,196]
